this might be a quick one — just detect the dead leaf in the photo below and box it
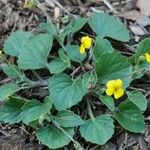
[136,0,150,17]
[54,7,60,20]
[137,17,150,27]
[138,137,148,150]
[129,25,145,36]
[145,135,150,143]
[116,10,143,21]
[45,0,55,8]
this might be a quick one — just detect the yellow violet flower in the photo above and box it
[80,36,92,54]
[106,79,124,99]
[145,53,150,63]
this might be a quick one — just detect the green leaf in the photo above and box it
[4,31,33,57]
[48,57,70,74]
[36,125,74,149]
[18,34,53,70]
[58,50,70,63]
[93,36,114,61]
[95,52,133,88]
[63,17,87,37]
[139,61,150,70]
[133,68,144,80]
[0,97,26,123]
[100,95,115,111]
[66,45,86,63]
[128,91,147,111]
[0,83,20,101]
[28,119,39,129]
[135,38,150,62]
[54,110,84,127]
[89,13,130,42]
[39,22,58,36]
[2,63,23,78]
[49,73,86,110]
[82,70,97,92]
[80,114,114,145]
[113,100,145,133]
[22,97,52,123]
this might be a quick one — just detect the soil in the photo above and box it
[0,125,44,150]
[0,0,150,150]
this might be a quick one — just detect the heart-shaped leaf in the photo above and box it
[63,17,87,38]
[0,83,20,101]
[58,50,70,62]
[49,73,86,110]
[48,57,70,74]
[2,64,23,78]
[93,36,114,61]
[89,12,130,42]
[82,70,97,92]
[0,97,26,123]
[36,125,74,149]
[18,34,53,70]
[95,52,133,88]
[113,100,145,133]
[4,31,33,57]
[135,37,150,63]
[128,91,147,111]
[22,97,52,123]
[80,114,114,145]
[39,22,58,36]
[100,95,115,111]
[54,110,84,127]
[66,45,86,63]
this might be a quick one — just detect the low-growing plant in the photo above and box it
[0,12,150,149]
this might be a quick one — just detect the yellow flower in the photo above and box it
[145,53,150,63]
[80,36,92,54]
[106,79,124,99]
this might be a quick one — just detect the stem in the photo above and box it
[31,70,43,81]
[23,77,36,85]
[133,68,144,74]
[121,68,145,81]
[87,46,93,63]
[70,66,81,77]
[87,100,95,121]
[21,79,48,89]
[47,114,84,150]
[59,41,68,52]
[134,58,140,71]
[102,0,117,13]
[2,55,48,88]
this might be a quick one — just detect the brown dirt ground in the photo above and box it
[0,0,150,150]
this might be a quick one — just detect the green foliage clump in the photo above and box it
[0,12,150,149]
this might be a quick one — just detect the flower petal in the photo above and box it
[81,36,92,49]
[81,36,87,43]
[115,79,123,88]
[106,80,115,88]
[84,39,92,49]
[114,88,124,99]
[145,53,150,63]
[80,44,86,54]
[106,87,115,96]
